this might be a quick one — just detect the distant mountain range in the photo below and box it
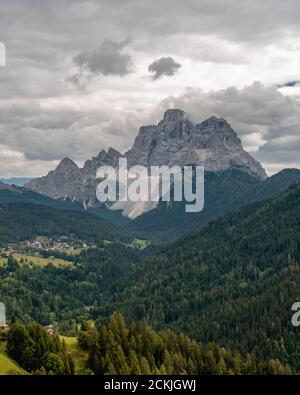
[0,178,31,187]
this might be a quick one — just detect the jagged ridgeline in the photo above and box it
[25,109,266,211]
[23,109,300,240]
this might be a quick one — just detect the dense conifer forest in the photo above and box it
[5,322,74,375]
[78,314,292,375]
[1,182,300,373]
[0,202,131,245]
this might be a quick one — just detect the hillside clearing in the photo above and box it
[12,253,73,268]
[0,351,27,375]
[60,336,90,375]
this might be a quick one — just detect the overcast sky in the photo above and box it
[1,0,300,177]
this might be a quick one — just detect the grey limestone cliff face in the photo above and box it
[127,109,267,180]
[26,150,123,205]
[26,109,267,212]
[26,158,82,199]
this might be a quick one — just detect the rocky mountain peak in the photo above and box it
[83,148,122,174]
[197,116,230,130]
[26,108,267,211]
[127,110,267,179]
[56,157,79,171]
[162,108,186,123]
[107,147,122,158]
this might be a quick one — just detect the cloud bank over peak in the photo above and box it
[0,81,300,177]
[1,1,300,176]
[157,82,300,173]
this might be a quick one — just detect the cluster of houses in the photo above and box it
[22,236,89,252]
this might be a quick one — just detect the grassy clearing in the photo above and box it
[0,344,27,375]
[132,238,150,248]
[13,253,73,268]
[60,336,90,375]
[0,257,7,266]
[64,248,87,256]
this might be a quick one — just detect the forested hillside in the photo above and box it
[5,322,74,375]
[0,245,140,329]
[0,187,130,227]
[2,182,300,372]
[0,202,131,245]
[99,182,300,371]
[79,313,291,375]
[129,168,300,240]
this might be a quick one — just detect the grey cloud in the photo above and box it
[148,57,182,80]
[1,82,300,176]
[1,1,300,176]
[66,73,92,90]
[276,80,300,88]
[155,82,300,169]
[73,39,133,77]
[77,0,300,44]
[255,138,300,167]
[0,98,147,163]
[160,82,299,134]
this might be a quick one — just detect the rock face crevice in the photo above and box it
[25,109,267,214]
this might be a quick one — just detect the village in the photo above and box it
[0,236,99,270]
[1,236,97,257]
[11,236,94,253]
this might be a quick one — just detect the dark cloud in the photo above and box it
[148,57,182,80]
[277,80,300,88]
[255,137,300,167]
[73,39,133,77]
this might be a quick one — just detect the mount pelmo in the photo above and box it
[26,109,267,214]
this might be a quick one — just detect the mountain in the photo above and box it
[97,182,300,371]
[26,149,122,208]
[0,178,31,187]
[22,108,300,240]
[127,109,266,179]
[0,181,21,192]
[26,157,83,200]
[0,179,133,245]
[128,168,300,240]
[25,109,267,218]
